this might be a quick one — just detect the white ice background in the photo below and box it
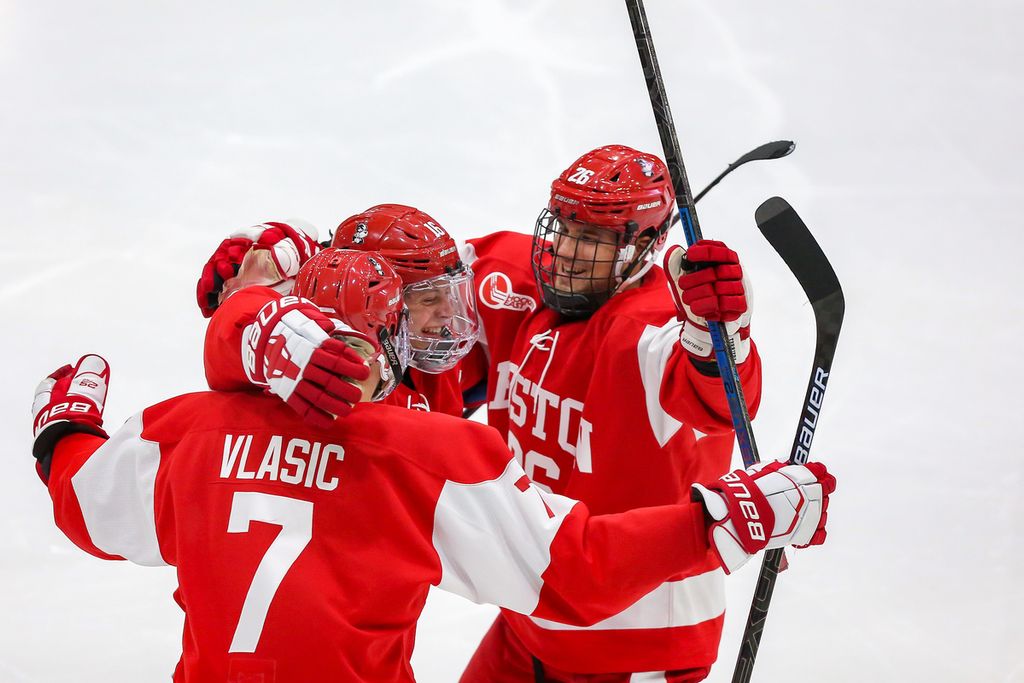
[1,1,1022,681]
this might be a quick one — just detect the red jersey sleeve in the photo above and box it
[625,301,762,435]
[47,432,122,561]
[409,414,710,627]
[586,267,761,436]
[46,417,169,566]
[204,286,281,391]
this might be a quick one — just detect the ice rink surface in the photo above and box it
[2,1,1022,680]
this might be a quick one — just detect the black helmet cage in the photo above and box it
[531,207,670,319]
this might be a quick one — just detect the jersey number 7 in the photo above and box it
[226,492,314,653]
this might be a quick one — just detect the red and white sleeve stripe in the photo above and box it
[432,458,708,627]
[48,413,168,567]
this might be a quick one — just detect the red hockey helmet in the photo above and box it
[548,145,675,233]
[332,204,462,285]
[332,204,479,374]
[533,145,676,317]
[293,248,409,400]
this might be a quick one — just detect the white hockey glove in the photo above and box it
[31,355,110,481]
[242,295,371,429]
[197,219,321,318]
[692,460,835,574]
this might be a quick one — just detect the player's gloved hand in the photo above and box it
[691,460,835,574]
[197,219,321,318]
[664,240,752,363]
[31,355,110,482]
[243,295,372,428]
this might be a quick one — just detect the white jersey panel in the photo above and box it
[637,320,688,447]
[432,458,576,615]
[527,568,725,631]
[71,412,167,566]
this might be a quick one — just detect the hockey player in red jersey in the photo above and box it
[31,248,834,683]
[197,146,767,680]
[456,144,763,682]
[197,208,482,418]
[330,204,484,415]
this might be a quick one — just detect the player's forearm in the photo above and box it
[47,432,124,561]
[529,501,710,626]
[684,341,763,426]
[651,337,762,434]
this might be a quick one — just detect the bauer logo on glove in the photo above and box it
[31,354,111,479]
[692,460,835,574]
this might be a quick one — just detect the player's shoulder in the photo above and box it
[592,266,676,331]
[465,229,533,266]
[342,403,511,484]
[464,231,540,315]
[138,391,289,443]
[464,231,534,282]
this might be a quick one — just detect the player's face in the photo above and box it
[551,219,620,294]
[405,286,455,346]
[361,358,382,402]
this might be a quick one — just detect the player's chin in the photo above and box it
[554,274,593,293]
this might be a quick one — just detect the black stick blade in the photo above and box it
[755,197,843,315]
[731,197,846,683]
[737,140,795,166]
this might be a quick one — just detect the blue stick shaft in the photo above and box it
[675,205,760,467]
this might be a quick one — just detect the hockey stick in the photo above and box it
[694,140,795,204]
[731,197,845,683]
[666,140,796,229]
[624,0,761,468]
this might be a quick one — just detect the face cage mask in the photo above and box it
[403,266,480,374]
[533,209,632,319]
[371,308,411,401]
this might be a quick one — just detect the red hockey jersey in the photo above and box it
[465,231,763,673]
[204,286,467,417]
[45,392,713,682]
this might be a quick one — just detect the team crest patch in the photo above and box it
[479,272,537,313]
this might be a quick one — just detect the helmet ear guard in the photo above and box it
[614,244,636,279]
[615,222,671,288]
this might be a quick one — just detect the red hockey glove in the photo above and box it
[664,241,752,363]
[31,355,110,482]
[242,295,372,429]
[197,219,321,318]
[691,460,835,574]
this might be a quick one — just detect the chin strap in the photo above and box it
[613,231,667,294]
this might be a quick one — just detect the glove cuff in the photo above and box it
[32,420,108,481]
[680,320,751,364]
